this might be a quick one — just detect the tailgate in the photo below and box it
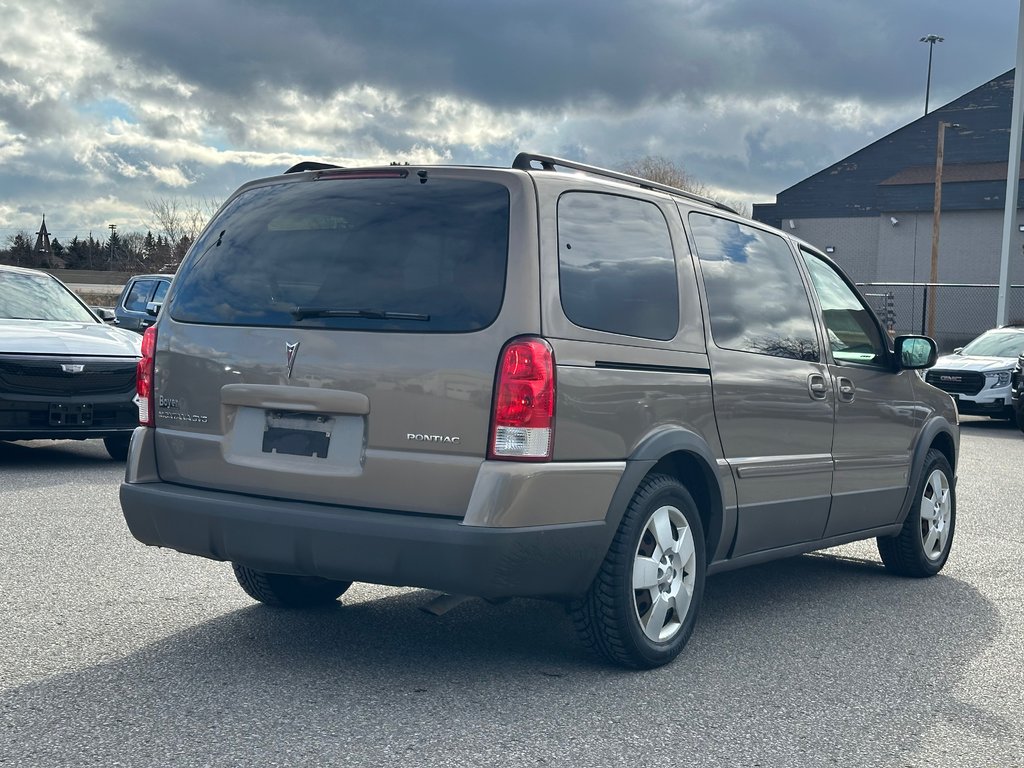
[152,322,500,517]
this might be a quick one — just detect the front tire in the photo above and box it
[877,449,955,577]
[569,474,706,669]
[232,563,352,607]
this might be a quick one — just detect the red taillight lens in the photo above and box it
[489,337,555,461]
[137,326,157,426]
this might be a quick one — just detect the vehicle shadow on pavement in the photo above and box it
[0,549,1010,766]
[0,439,116,466]
[957,416,1021,438]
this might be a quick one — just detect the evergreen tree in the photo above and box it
[7,232,33,267]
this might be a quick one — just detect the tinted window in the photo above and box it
[558,192,678,340]
[689,213,819,361]
[171,176,510,332]
[152,279,170,304]
[0,271,97,323]
[123,279,155,311]
[800,249,886,365]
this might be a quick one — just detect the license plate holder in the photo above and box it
[261,411,332,458]
[49,402,93,426]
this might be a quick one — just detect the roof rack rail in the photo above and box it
[284,161,345,174]
[511,152,736,214]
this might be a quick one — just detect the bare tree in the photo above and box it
[620,155,711,197]
[145,196,221,251]
[119,231,147,272]
[619,155,751,217]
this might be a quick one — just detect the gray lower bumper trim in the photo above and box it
[120,481,608,600]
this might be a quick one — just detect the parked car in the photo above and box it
[925,325,1024,418]
[114,273,173,332]
[1010,352,1024,431]
[119,154,959,669]
[0,265,142,460]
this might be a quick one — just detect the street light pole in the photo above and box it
[920,34,944,116]
[926,121,959,339]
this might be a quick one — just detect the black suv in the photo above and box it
[114,274,172,333]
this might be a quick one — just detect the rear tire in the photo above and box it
[1015,404,1024,433]
[103,435,132,461]
[569,473,706,669]
[232,563,351,607]
[877,449,955,577]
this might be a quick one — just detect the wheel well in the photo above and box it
[650,451,722,562]
[929,430,957,472]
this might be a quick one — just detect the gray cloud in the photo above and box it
[89,0,1014,110]
[0,0,1020,238]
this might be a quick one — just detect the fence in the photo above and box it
[857,282,1024,352]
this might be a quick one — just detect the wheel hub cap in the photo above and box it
[632,503,698,642]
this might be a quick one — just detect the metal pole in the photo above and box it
[921,34,944,116]
[925,43,934,115]
[928,122,947,338]
[997,1,1024,326]
[921,285,928,335]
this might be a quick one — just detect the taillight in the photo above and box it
[489,337,555,461]
[137,326,157,426]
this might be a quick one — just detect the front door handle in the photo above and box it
[807,373,828,400]
[837,377,856,403]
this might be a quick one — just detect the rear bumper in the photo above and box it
[120,480,609,600]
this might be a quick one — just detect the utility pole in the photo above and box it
[920,34,944,116]
[927,121,958,339]
[108,223,117,268]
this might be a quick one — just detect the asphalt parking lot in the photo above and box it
[1,418,1022,767]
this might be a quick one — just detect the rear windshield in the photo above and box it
[170,175,510,332]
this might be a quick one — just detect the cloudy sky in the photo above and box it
[1,0,1021,243]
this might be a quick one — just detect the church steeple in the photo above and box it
[33,214,52,261]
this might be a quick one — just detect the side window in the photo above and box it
[123,279,155,312]
[558,192,679,340]
[688,212,819,362]
[800,249,887,365]
[152,279,170,304]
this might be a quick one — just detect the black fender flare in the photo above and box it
[895,416,958,527]
[600,427,729,561]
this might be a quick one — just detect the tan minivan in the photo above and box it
[120,154,959,668]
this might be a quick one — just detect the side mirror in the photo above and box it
[895,335,937,370]
[953,347,964,355]
[92,307,115,323]
[145,301,163,317]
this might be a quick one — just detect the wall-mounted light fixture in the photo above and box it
[1018,224,1024,232]
[890,216,900,226]
[788,219,797,230]
[825,246,836,254]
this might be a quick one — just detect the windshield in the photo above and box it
[960,329,1024,358]
[0,271,97,323]
[170,175,510,332]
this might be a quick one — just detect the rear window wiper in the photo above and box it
[289,307,431,321]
